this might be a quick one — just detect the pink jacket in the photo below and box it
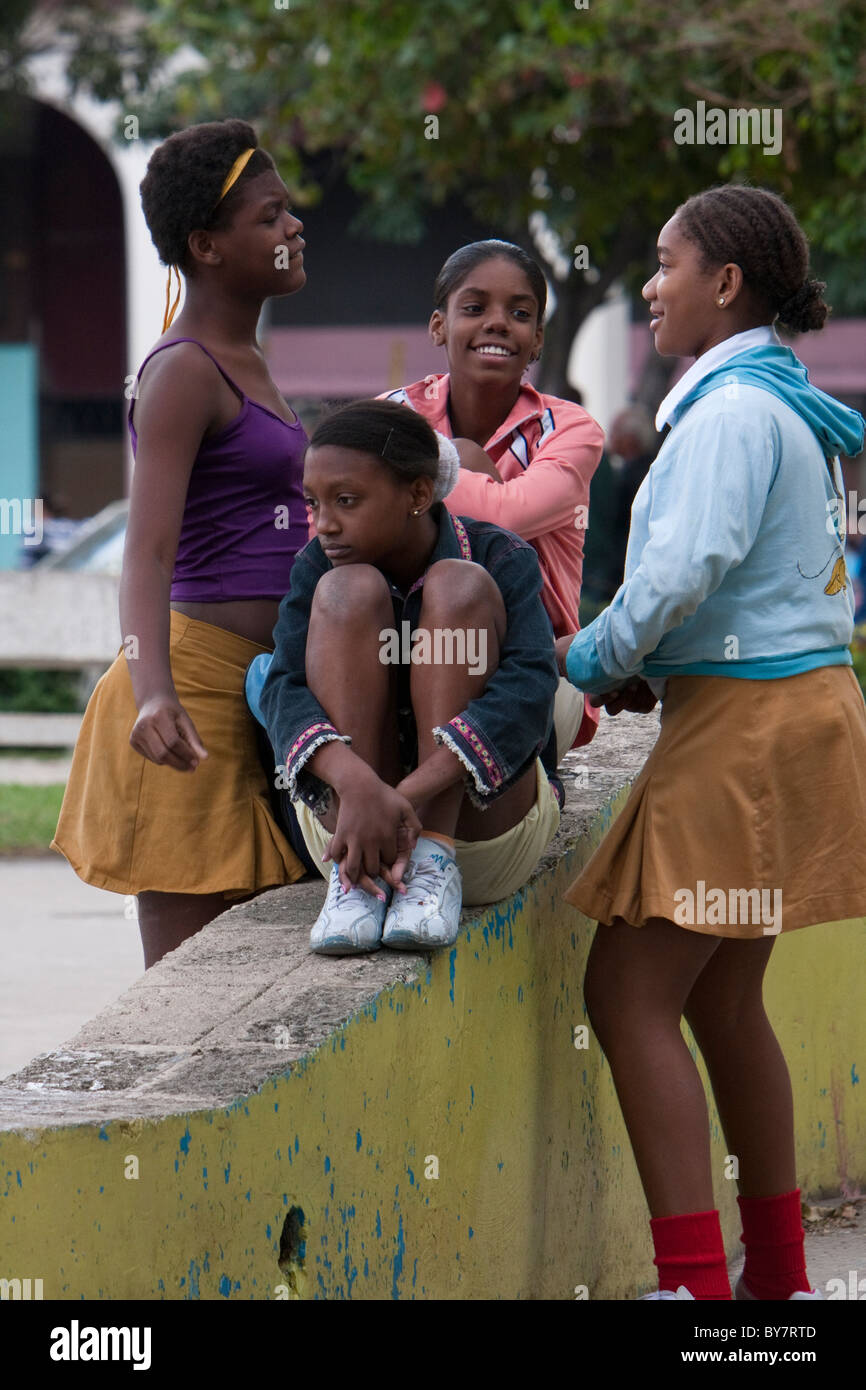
[382,374,604,747]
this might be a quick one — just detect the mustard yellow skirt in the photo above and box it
[51,611,306,898]
[564,665,866,938]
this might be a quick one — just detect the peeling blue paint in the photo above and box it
[449,948,457,1003]
[356,1130,362,1151]
[97,1129,109,1143]
[391,1214,405,1299]
[324,1156,331,1174]
[179,1127,191,1155]
[852,1064,859,1086]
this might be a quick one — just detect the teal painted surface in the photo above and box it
[0,344,39,570]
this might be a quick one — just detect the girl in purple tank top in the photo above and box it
[52,119,312,965]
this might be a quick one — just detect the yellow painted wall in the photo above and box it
[2,789,863,1300]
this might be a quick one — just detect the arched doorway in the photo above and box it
[0,93,126,562]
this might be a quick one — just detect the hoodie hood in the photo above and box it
[674,344,865,459]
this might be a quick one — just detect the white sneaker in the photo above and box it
[382,836,462,949]
[310,863,390,954]
[640,1286,695,1300]
[735,1275,823,1300]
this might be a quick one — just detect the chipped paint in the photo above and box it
[1,782,863,1298]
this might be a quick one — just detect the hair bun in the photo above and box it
[777,278,829,333]
[432,432,461,502]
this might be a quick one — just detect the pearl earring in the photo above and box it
[412,509,420,516]
[718,297,726,306]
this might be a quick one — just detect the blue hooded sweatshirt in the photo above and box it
[566,336,866,696]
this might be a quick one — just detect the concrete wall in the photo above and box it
[1,711,863,1300]
[0,571,119,668]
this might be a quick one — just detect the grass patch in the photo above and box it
[0,783,66,854]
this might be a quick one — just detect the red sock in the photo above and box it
[737,1189,811,1299]
[650,1209,732,1299]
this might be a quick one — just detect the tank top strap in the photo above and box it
[133,338,246,399]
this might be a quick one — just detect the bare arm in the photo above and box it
[452,437,503,482]
[120,345,222,771]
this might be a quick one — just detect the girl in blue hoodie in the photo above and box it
[560,185,866,1301]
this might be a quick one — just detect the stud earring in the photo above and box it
[718,297,726,306]
[412,508,421,516]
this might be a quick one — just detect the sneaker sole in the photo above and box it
[311,935,382,955]
[382,928,457,950]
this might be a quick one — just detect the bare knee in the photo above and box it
[421,560,503,616]
[312,564,392,624]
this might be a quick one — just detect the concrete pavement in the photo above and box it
[0,857,142,1078]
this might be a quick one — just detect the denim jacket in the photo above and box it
[247,505,558,813]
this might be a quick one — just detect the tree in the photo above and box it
[17,0,866,399]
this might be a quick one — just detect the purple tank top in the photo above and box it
[127,338,309,601]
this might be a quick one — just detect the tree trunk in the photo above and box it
[535,280,600,397]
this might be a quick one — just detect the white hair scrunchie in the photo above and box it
[432,431,461,503]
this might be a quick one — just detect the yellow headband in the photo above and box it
[218,146,256,201]
[161,148,257,333]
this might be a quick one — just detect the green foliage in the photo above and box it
[0,669,82,714]
[6,1,866,352]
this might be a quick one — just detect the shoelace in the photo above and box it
[326,868,382,908]
[403,856,446,904]
[326,871,342,908]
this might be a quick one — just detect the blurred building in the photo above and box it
[2,59,865,568]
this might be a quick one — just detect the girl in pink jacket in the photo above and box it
[383,239,604,754]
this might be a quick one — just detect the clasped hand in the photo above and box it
[323,768,423,898]
[588,679,658,716]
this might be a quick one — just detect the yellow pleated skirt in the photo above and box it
[564,664,866,938]
[51,611,306,899]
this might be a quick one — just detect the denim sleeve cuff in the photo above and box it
[285,723,352,815]
[433,716,505,810]
[565,627,616,695]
